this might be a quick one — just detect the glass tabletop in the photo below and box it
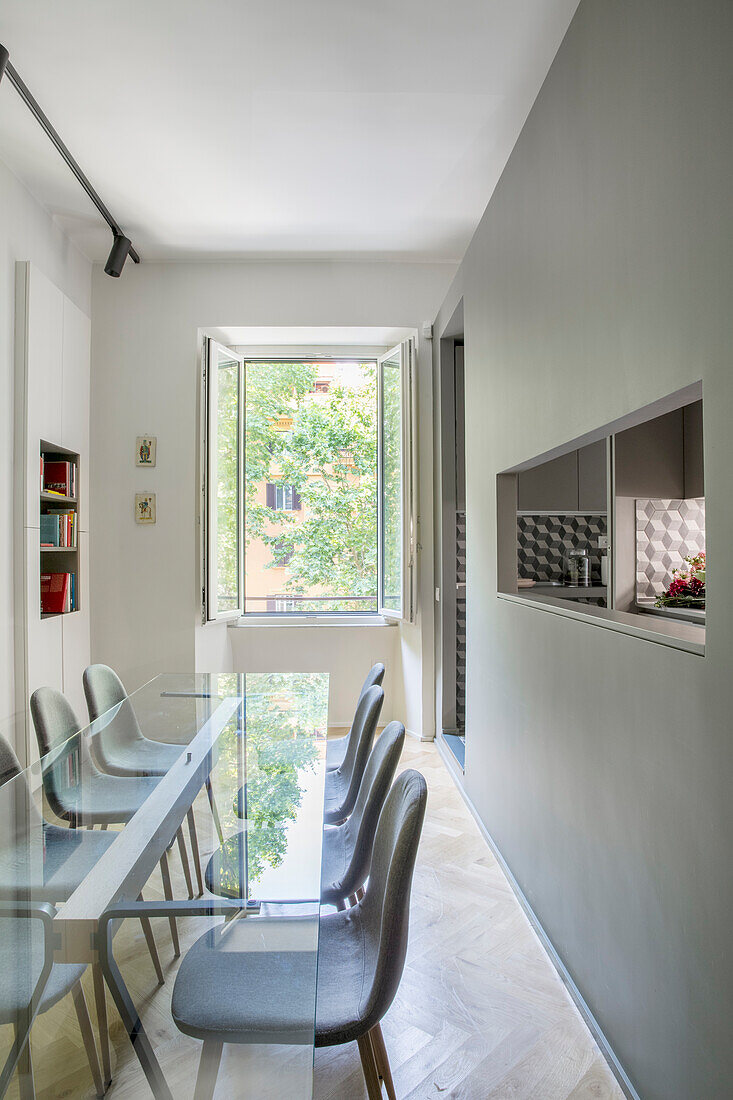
[0,671,328,1099]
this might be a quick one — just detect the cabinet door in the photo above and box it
[577,440,608,512]
[518,451,578,512]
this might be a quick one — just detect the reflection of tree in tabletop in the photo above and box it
[216,673,326,889]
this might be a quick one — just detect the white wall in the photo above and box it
[0,157,91,757]
[432,2,733,1096]
[90,261,455,735]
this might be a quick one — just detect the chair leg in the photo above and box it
[138,893,164,984]
[159,852,180,957]
[92,962,113,1087]
[176,826,194,899]
[14,1027,35,1100]
[357,1034,383,1100]
[71,980,105,1098]
[205,778,224,846]
[194,1041,223,1100]
[187,807,205,896]
[370,1023,396,1100]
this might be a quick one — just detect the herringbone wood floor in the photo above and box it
[4,737,623,1099]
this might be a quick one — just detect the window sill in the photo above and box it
[497,591,705,656]
[228,614,397,628]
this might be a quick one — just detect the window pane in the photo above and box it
[244,361,378,613]
[380,352,403,613]
[215,353,240,613]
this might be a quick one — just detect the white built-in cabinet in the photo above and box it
[14,262,91,766]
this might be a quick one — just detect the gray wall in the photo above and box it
[433,2,732,1097]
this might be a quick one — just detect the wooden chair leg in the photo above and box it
[357,1033,383,1100]
[14,1026,35,1100]
[370,1023,396,1100]
[193,1041,223,1100]
[71,980,105,1098]
[205,778,224,846]
[138,893,164,984]
[176,826,194,899]
[159,852,180,957]
[187,807,205,896]
[92,962,113,1087]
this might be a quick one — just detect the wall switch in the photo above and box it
[435,587,440,602]
[598,535,608,549]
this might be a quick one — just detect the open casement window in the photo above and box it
[378,339,416,622]
[203,339,244,621]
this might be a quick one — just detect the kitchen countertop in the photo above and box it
[524,583,607,600]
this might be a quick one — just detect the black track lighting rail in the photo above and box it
[0,42,140,272]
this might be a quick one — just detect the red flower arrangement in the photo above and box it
[656,552,705,609]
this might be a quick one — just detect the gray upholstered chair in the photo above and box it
[0,733,143,1095]
[83,662,211,890]
[170,769,427,1100]
[323,685,383,825]
[30,686,188,1085]
[326,662,386,773]
[321,720,405,908]
[82,664,183,778]
[0,903,105,1099]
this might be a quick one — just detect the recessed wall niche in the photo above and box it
[497,383,705,654]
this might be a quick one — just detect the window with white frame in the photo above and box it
[202,341,415,621]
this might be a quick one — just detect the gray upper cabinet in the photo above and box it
[577,440,608,512]
[518,451,579,512]
[518,443,608,513]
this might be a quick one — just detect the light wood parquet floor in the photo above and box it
[4,737,624,1100]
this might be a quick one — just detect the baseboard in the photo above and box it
[435,737,641,1100]
[405,727,435,742]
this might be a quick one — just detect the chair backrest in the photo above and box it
[29,687,88,821]
[83,663,128,723]
[336,722,405,898]
[357,663,386,705]
[0,736,22,789]
[336,685,384,818]
[0,735,46,862]
[357,769,427,1031]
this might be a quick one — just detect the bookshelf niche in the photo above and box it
[40,441,80,618]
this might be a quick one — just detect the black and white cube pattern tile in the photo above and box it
[517,515,607,583]
[636,498,705,599]
[456,511,466,733]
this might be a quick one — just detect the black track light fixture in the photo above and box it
[105,233,133,278]
[0,42,140,276]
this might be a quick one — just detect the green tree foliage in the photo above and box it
[245,361,378,610]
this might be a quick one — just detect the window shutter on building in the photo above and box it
[292,488,302,510]
[266,483,275,508]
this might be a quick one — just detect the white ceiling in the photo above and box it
[0,1,578,264]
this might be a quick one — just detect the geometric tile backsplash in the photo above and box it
[635,498,705,599]
[517,514,607,583]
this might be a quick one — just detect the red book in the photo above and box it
[41,572,70,614]
[43,461,72,496]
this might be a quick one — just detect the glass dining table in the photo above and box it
[0,672,328,1100]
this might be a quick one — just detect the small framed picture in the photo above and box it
[136,436,157,467]
[135,493,156,525]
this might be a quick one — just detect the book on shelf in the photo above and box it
[40,511,77,548]
[40,572,76,614]
[43,459,76,498]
